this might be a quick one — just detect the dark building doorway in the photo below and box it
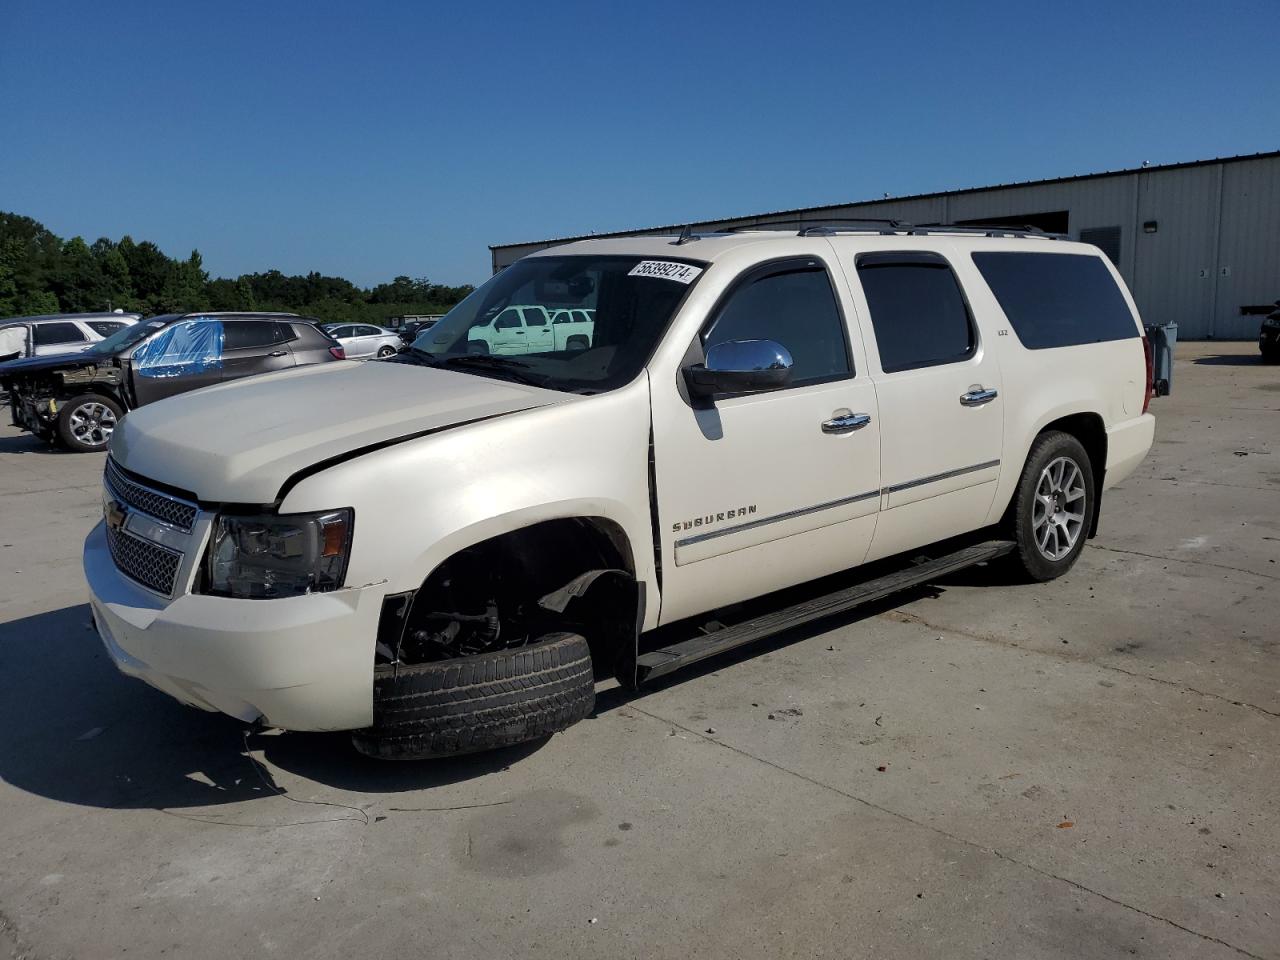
[955,210,1070,234]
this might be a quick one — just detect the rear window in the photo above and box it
[971,252,1138,349]
[856,256,975,373]
[223,320,284,350]
[33,321,87,345]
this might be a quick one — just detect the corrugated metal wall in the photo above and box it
[490,155,1280,338]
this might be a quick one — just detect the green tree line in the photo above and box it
[0,212,474,325]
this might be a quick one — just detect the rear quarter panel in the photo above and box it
[953,246,1151,523]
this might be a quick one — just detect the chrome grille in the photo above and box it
[104,459,197,531]
[106,524,183,596]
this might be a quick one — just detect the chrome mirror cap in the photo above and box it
[686,339,794,398]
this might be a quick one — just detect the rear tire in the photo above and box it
[1007,431,1095,582]
[56,394,122,453]
[566,335,589,351]
[352,632,594,760]
[376,345,396,359]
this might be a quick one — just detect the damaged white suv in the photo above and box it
[86,224,1156,758]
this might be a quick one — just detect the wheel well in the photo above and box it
[378,517,640,676]
[1037,412,1107,538]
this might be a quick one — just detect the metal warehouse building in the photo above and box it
[491,151,1280,340]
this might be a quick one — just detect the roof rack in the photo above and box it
[909,222,1068,240]
[726,218,910,236]
[722,219,1065,240]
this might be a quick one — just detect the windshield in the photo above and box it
[403,255,706,392]
[84,315,180,356]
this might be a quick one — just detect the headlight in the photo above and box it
[205,509,352,599]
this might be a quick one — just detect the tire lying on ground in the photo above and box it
[352,632,595,760]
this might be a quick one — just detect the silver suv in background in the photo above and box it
[0,312,142,361]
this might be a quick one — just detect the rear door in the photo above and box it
[354,324,388,357]
[31,321,89,356]
[221,320,295,381]
[520,307,554,352]
[841,250,1005,561]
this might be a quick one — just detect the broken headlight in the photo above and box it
[205,509,352,599]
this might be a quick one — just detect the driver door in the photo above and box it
[650,256,882,624]
[129,318,226,406]
[490,309,528,354]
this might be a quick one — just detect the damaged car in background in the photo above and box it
[0,312,343,451]
[83,224,1157,759]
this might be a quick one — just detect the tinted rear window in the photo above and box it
[222,320,283,350]
[32,321,87,345]
[972,252,1138,349]
[856,258,975,373]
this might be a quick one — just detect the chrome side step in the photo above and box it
[636,539,1015,684]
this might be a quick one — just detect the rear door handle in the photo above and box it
[268,351,288,357]
[821,413,872,434]
[960,388,998,407]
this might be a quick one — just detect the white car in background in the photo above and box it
[321,323,403,360]
[0,312,141,362]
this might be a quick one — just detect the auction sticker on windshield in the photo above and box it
[628,261,704,284]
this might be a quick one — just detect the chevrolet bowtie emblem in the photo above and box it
[104,498,128,532]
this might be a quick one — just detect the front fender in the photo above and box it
[279,377,661,629]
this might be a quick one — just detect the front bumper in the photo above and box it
[85,522,381,731]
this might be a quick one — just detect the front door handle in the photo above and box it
[960,387,998,407]
[822,413,872,434]
[268,351,288,358]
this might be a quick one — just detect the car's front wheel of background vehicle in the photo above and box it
[56,394,122,453]
[352,632,595,760]
[1007,430,1096,583]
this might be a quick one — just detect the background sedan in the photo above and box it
[322,323,403,359]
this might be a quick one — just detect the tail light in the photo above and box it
[329,345,346,360]
[1141,335,1153,414]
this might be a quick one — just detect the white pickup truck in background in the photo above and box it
[464,305,593,354]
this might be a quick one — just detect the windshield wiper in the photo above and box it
[439,354,549,387]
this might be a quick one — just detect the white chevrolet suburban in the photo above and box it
[85,223,1156,759]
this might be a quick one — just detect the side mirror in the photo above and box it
[685,339,794,398]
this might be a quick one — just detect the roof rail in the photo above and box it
[726,218,911,236]
[909,222,1068,240]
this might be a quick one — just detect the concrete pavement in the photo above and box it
[0,341,1276,959]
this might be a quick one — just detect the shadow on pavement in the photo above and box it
[0,563,1009,808]
[0,432,61,454]
[1191,353,1264,366]
[0,604,546,811]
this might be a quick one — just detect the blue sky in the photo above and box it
[2,0,1277,286]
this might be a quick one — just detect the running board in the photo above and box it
[636,539,1015,684]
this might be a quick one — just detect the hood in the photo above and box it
[111,360,571,503]
[0,351,99,379]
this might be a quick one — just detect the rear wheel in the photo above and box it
[566,335,589,351]
[376,345,396,358]
[352,632,594,760]
[1007,431,1095,582]
[56,394,122,453]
